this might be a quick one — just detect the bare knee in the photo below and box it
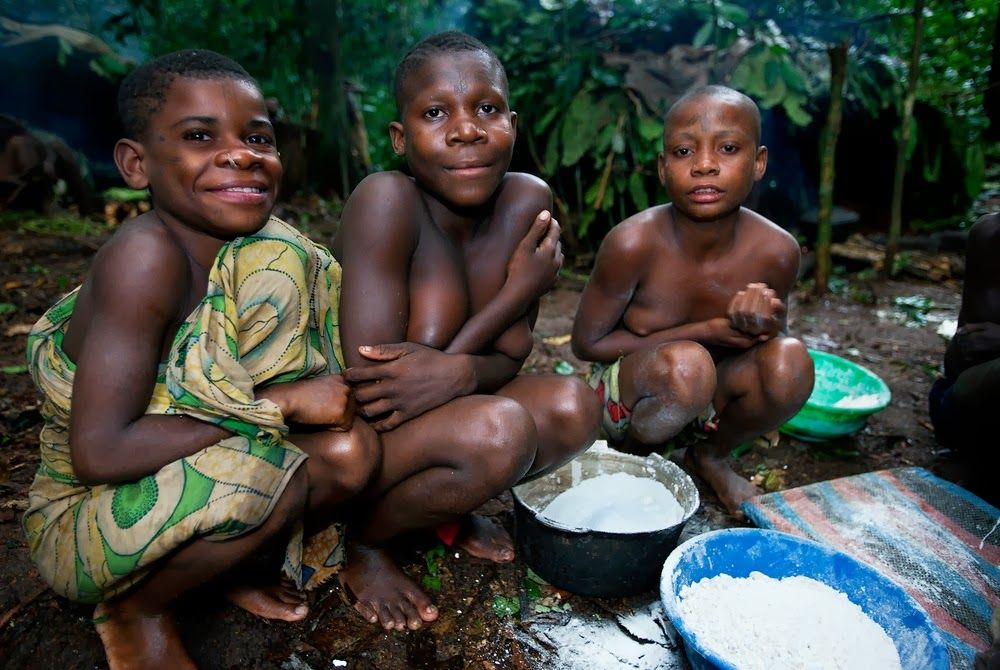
[758,337,814,409]
[650,341,716,406]
[463,398,536,491]
[310,422,382,497]
[536,377,601,456]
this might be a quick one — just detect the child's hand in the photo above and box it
[727,283,785,338]
[263,374,356,430]
[505,210,563,303]
[705,317,761,349]
[344,343,473,431]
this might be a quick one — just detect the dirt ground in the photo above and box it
[0,215,978,669]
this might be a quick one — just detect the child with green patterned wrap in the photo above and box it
[22,50,379,670]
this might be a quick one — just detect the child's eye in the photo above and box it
[183,130,211,141]
[479,104,499,114]
[424,107,444,120]
[673,147,692,157]
[247,134,275,146]
[721,143,739,153]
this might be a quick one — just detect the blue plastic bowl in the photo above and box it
[660,528,948,670]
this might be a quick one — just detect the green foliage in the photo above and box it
[17,216,111,238]
[421,544,446,592]
[472,0,673,242]
[85,0,991,240]
[491,594,520,618]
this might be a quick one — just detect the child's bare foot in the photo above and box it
[684,447,760,519]
[338,543,438,631]
[93,602,196,670]
[453,514,515,563]
[225,577,308,621]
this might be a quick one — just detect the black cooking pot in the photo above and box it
[512,443,699,598]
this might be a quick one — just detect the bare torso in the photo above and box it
[333,170,547,364]
[616,204,797,353]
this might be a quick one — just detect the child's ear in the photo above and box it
[754,145,768,181]
[388,122,406,156]
[113,139,149,190]
[657,152,668,185]
[510,110,518,134]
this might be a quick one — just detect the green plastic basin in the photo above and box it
[780,350,891,442]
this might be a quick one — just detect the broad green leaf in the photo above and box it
[629,172,649,211]
[560,92,601,167]
[638,116,663,144]
[779,60,808,94]
[612,130,625,155]
[492,595,520,618]
[783,98,812,126]
[543,131,561,176]
[717,2,749,24]
[578,209,597,238]
[536,105,561,134]
[553,360,574,375]
[760,76,787,109]
[764,59,782,88]
[964,142,985,199]
[693,21,714,49]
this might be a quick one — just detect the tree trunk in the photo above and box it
[307,0,353,200]
[884,0,926,278]
[815,42,849,295]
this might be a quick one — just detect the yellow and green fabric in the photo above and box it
[23,217,345,603]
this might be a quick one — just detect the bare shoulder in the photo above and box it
[598,205,670,263]
[739,208,801,288]
[491,172,553,237]
[95,215,188,289]
[741,208,799,253]
[336,171,421,252]
[344,171,422,216]
[741,208,800,265]
[497,172,550,207]
[79,213,191,323]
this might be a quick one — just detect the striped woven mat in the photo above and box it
[741,467,999,669]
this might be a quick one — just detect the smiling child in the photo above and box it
[23,50,379,668]
[331,32,600,631]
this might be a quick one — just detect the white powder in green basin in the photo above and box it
[832,393,884,408]
[676,571,902,670]
[538,472,685,532]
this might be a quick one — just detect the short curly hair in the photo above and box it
[117,49,256,140]
[393,31,507,116]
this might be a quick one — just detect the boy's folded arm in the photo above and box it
[445,177,559,356]
[68,234,231,485]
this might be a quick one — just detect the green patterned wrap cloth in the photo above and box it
[23,217,344,603]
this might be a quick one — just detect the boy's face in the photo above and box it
[657,95,766,223]
[117,77,281,239]
[390,52,516,211]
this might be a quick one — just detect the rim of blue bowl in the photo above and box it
[659,528,949,670]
